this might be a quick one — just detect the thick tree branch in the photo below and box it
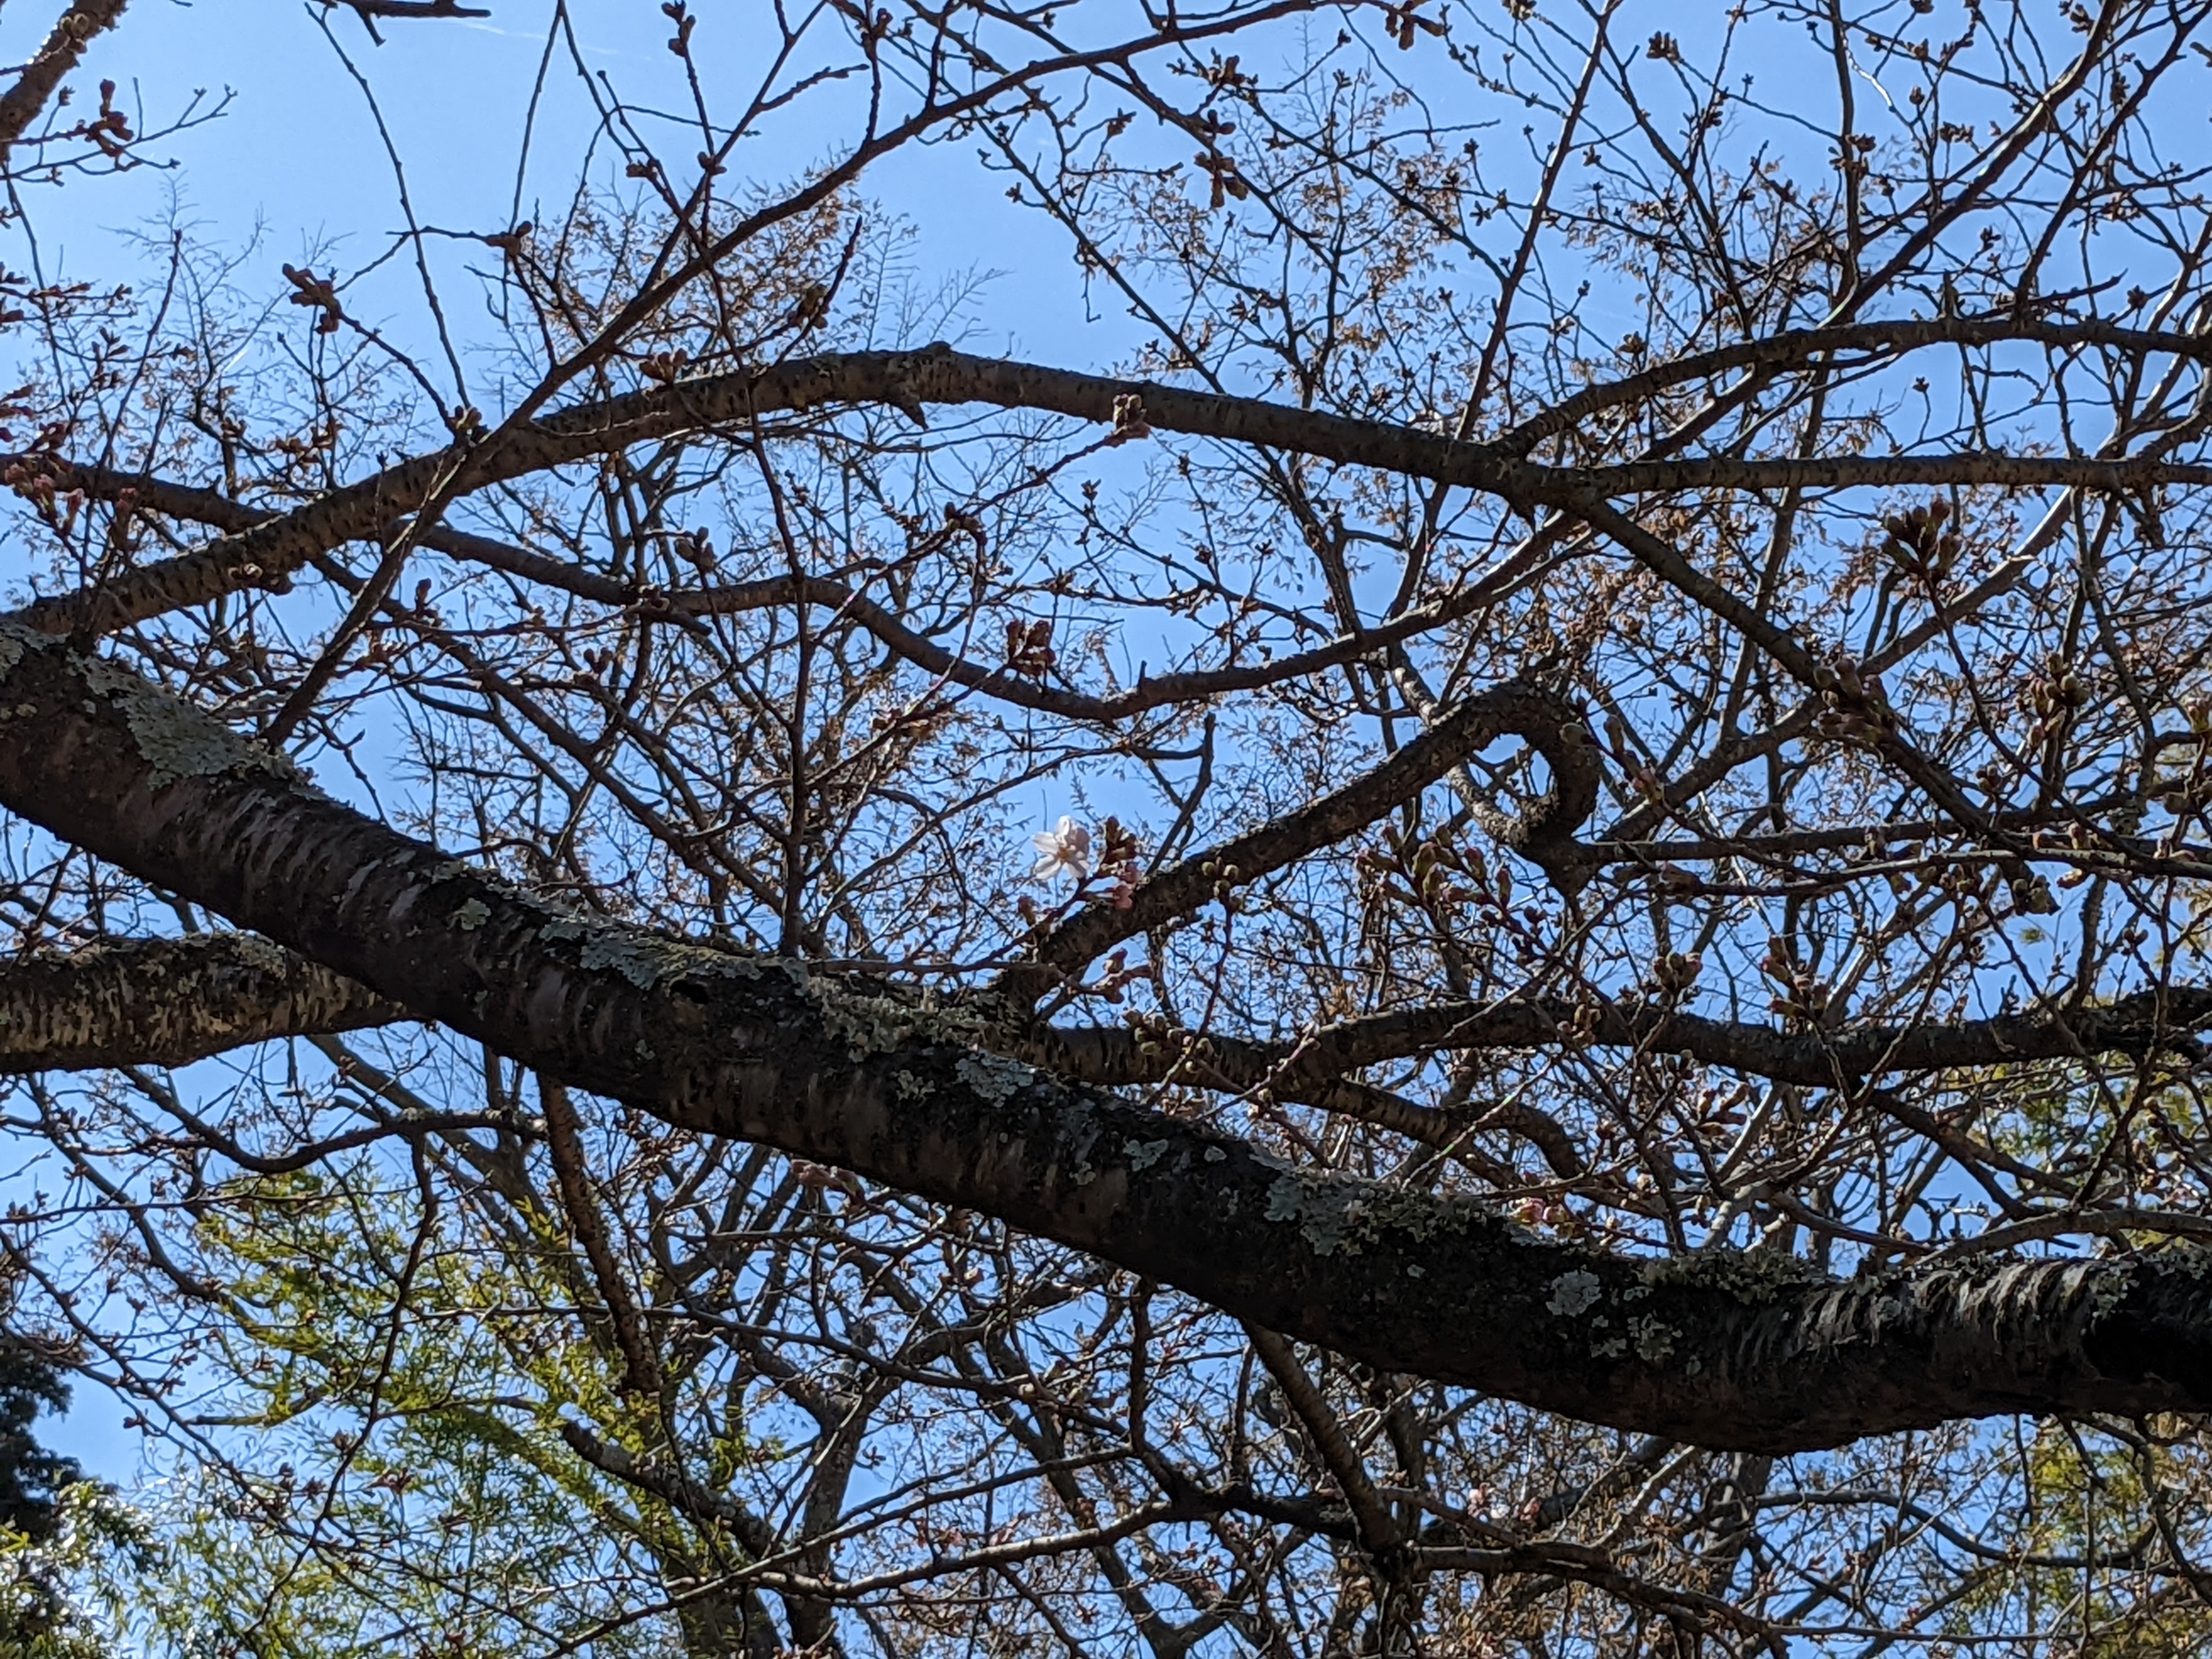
[0,628,2206,1449]
[1040,988,2212,1096]
[0,932,400,1072]
[1493,312,2212,454]
[12,930,2198,1178]
[15,340,2207,641]
[12,458,1496,723]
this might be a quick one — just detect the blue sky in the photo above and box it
[6,0,1142,1487]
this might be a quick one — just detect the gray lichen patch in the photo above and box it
[203,932,290,972]
[1643,1248,1816,1306]
[1545,1269,1604,1317]
[1263,1168,1464,1259]
[454,899,492,932]
[1123,1137,1171,1172]
[71,650,317,791]
[536,915,759,991]
[2084,1260,2137,1321]
[802,975,1012,1064]
[2157,1244,2212,1280]
[955,1052,1034,1107]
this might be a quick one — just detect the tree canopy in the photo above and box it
[4,0,2212,1652]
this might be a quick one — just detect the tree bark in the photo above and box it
[0,933,398,1072]
[0,622,2204,1452]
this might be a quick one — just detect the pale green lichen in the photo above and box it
[1545,1269,1604,1318]
[2152,1245,2212,1282]
[455,899,492,932]
[1124,1138,1170,1172]
[536,915,759,991]
[1204,1146,1227,1163]
[895,1070,932,1101]
[955,1052,1033,1107]
[76,652,315,791]
[1263,1170,1460,1259]
[802,976,1012,1062]
[2084,1260,2136,1321]
[1642,1248,1815,1306]
[814,984,929,1057]
[219,933,290,972]
[1630,1316,1678,1362]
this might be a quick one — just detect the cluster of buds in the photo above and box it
[1005,618,1057,678]
[269,416,343,460]
[1356,821,1486,910]
[283,263,343,336]
[1512,1196,1572,1232]
[1556,999,1605,1046]
[662,1,696,56]
[1123,1009,1215,1063]
[1932,862,1992,905]
[2023,652,2087,746]
[640,348,689,385]
[1096,816,1142,910]
[2153,773,2207,819]
[1203,53,1257,93]
[1881,498,1963,582]
[791,1158,863,1198]
[1107,393,1152,445]
[1598,714,1668,803]
[1383,0,1446,48]
[573,646,621,685]
[785,280,831,332]
[1195,853,1247,913]
[1760,942,1833,1030]
[2030,824,2098,890]
[1931,861,2059,914]
[77,81,133,161]
[6,463,86,537]
[1194,148,1249,210]
[1648,949,1704,1000]
[941,502,987,554]
[672,527,715,573]
[1814,646,1897,746]
[1088,949,1147,1003]
[848,3,893,56]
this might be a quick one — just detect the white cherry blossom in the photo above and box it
[1028,816,1092,881]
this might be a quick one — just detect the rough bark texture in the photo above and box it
[0,0,129,164]
[0,622,2205,1451]
[0,933,398,1071]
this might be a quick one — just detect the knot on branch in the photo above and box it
[1457,678,1601,896]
